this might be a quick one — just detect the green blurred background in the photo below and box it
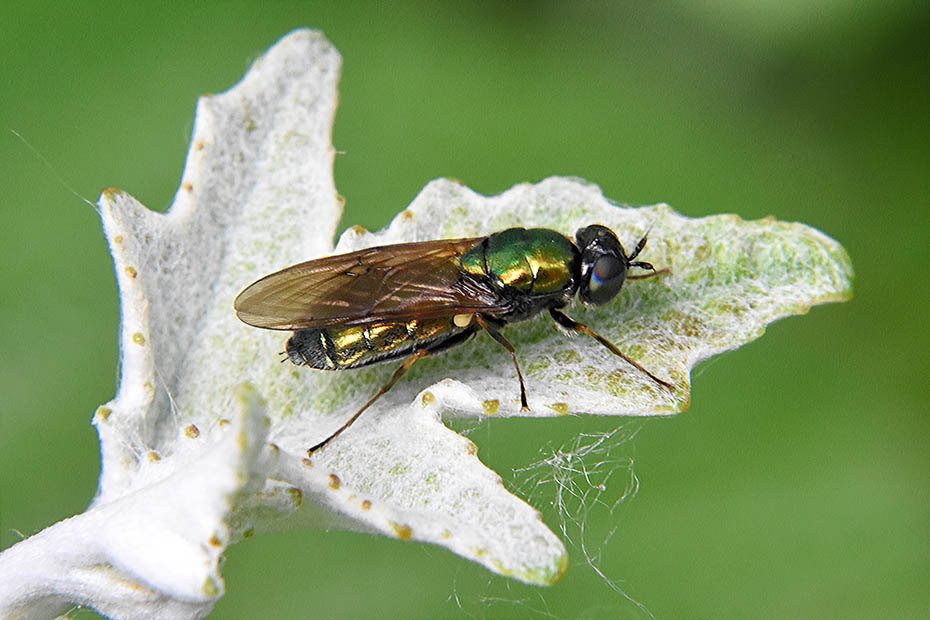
[2,2,927,618]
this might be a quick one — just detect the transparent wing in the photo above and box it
[234,237,509,329]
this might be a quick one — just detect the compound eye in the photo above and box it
[587,255,626,304]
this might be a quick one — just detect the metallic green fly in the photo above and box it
[234,225,672,453]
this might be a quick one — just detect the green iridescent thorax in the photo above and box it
[461,228,578,294]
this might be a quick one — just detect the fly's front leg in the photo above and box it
[548,308,673,391]
[626,267,670,281]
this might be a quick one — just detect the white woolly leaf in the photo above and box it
[0,28,852,617]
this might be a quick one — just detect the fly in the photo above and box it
[234,225,673,454]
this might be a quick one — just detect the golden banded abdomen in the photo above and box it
[286,318,463,369]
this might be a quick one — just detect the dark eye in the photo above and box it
[586,256,626,304]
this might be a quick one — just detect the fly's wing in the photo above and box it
[234,237,508,330]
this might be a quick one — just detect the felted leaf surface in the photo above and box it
[86,27,857,588]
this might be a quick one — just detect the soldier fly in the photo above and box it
[234,225,672,454]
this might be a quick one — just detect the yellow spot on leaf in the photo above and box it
[202,577,220,598]
[389,522,413,540]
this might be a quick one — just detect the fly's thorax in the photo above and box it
[287,318,461,370]
[460,228,579,296]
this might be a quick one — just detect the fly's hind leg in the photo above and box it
[548,308,674,391]
[307,348,430,455]
[474,314,529,411]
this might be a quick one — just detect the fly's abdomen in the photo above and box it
[286,318,460,369]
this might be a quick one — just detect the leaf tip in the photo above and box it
[510,551,570,586]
